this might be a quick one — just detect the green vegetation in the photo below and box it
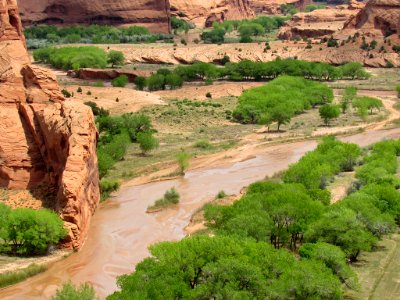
[25,25,173,49]
[233,76,333,128]
[111,75,129,88]
[319,104,341,125]
[353,96,383,115]
[201,16,288,44]
[99,179,121,202]
[33,46,108,70]
[107,50,125,68]
[52,282,97,300]
[137,132,159,155]
[147,188,180,212]
[280,4,298,15]
[396,84,400,98]
[176,151,190,175]
[171,17,195,34]
[0,203,66,255]
[304,4,327,12]
[340,86,357,113]
[0,264,47,288]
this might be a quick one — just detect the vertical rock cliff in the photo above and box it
[170,0,255,27]
[0,0,100,248]
[18,0,171,33]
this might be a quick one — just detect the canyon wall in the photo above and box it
[18,0,171,33]
[343,0,400,38]
[0,0,100,248]
[249,0,311,15]
[170,0,255,27]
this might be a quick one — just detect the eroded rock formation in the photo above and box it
[18,0,171,33]
[170,0,255,27]
[249,0,311,15]
[0,0,99,248]
[278,0,364,39]
[343,0,400,38]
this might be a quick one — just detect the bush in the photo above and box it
[147,188,180,212]
[0,206,67,255]
[134,76,147,91]
[176,151,190,175]
[108,50,125,67]
[0,264,47,289]
[206,92,212,98]
[52,282,97,300]
[137,132,159,155]
[319,104,340,125]
[194,139,212,149]
[84,101,109,117]
[111,75,129,88]
[396,85,400,98]
[33,46,108,70]
[100,179,121,201]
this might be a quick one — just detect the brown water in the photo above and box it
[1,128,399,300]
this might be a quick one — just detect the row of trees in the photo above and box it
[108,137,400,299]
[233,76,334,127]
[33,47,126,70]
[25,25,174,49]
[0,204,66,255]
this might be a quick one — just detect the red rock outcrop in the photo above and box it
[249,0,311,15]
[170,0,255,27]
[18,0,171,33]
[278,1,364,39]
[343,0,400,38]
[0,0,99,249]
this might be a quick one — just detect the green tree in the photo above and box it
[137,132,159,155]
[176,151,190,175]
[111,75,129,88]
[107,50,125,67]
[52,282,97,300]
[271,105,292,131]
[319,104,340,125]
[165,74,183,90]
[147,74,165,91]
[134,76,146,91]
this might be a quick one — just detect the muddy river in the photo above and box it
[1,128,399,299]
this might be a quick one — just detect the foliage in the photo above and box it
[194,139,212,149]
[111,75,129,88]
[201,28,226,44]
[176,151,190,175]
[25,25,173,49]
[33,46,108,70]
[319,104,341,125]
[0,205,67,255]
[353,96,383,115]
[0,264,47,289]
[233,76,334,126]
[52,282,97,300]
[396,84,400,98]
[147,188,180,212]
[341,86,357,113]
[84,101,110,117]
[284,136,361,189]
[304,4,327,12]
[100,179,121,202]
[107,50,125,67]
[107,236,342,300]
[137,132,159,155]
[134,76,147,91]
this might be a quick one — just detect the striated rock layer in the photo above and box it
[278,1,364,39]
[249,0,312,15]
[0,0,99,248]
[343,0,400,38]
[18,0,171,33]
[170,0,255,27]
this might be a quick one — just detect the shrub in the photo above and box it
[100,179,121,201]
[319,104,340,125]
[33,46,108,70]
[216,190,227,199]
[1,206,67,255]
[52,282,97,300]
[0,264,47,289]
[396,85,400,98]
[176,151,190,175]
[107,50,125,67]
[134,76,147,90]
[194,139,212,149]
[147,188,180,212]
[111,75,129,88]
[206,92,212,98]
[137,132,159,155]
[84,101,109,117]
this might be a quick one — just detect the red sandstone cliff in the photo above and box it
[278,1,364,39]
[343,0,400,38]
[249,0,312,15]
[170,0,255,27]
[0,0,100,249]
[18,0,171,33]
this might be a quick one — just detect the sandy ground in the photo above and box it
[155,81,264,100]
[64,85,166,114]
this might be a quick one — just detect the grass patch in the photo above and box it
[147,188,180,213]
[0,263,47,288]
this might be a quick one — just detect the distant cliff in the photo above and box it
[18,0,171,33]
[0,0,100,249]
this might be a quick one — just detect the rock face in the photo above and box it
[278,1,364,39]
[18,0,171,33]
[170,0,255,27]
[343,0,400,38]
[0,0,100,249]
[249,0,311,15]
